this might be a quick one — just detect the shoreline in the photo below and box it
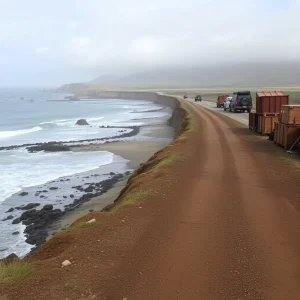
[0,99,175,259]
[49,137,173,235]
[46,116,174,245]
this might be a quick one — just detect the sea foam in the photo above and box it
[0,126,42,139]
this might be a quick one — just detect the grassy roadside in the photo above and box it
[0,261,31,284]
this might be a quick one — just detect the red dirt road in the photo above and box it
[2,102,300,300]
[103,103,300,300]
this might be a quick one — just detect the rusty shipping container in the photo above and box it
[256,91,289,115]
[249,112,258,130]
[274,123,300,149]
[257,115,279,135]
[282,125,300,149]
[280,105,300,125]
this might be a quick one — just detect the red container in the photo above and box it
[256,91,289,114]
[249,112,258,130]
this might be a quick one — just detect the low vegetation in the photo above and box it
[0,261,31,283]
[72,221,99,230]
[154,153,181,170]
[179,102,196,131]
[187,117,196,131]
[113,191,151,211]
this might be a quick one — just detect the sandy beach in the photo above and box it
[50,128,174,234]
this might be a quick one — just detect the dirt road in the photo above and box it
[3,101,300,300]
[187,98,250,126]
[102,102,300,300]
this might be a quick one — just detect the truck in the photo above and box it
[195,95,202,102]
[216,95,229,108]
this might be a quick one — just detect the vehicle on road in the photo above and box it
[224,96,232,111]
[195,95,202,102]
[216,94,229,108]
[229,91,253,113]
[183,95,188,99]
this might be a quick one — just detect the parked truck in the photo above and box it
[217,95,229,108]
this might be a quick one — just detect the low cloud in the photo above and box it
[0,0,299,85]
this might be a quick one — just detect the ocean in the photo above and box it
[0,88,171,258]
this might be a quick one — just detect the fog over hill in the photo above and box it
[89,62,300,89]
[1,1,300,87]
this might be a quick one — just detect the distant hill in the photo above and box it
[57,61,300,93]
[56,83,91,93]
[90,73,126,85]
[89,62,300,89]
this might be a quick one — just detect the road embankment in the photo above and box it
[0,92,192,300]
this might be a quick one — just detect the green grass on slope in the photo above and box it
[0,261,31,283]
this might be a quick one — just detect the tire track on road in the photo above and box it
[197,103,300,299]
[187,102,266,299]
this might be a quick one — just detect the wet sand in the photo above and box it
[49,126,174,234]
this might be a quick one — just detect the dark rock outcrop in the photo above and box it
[76,119,89,125]
[2,215,14,221]
[27,143,70,153]
[0,253,19,265]
[43,204,53,211]
[12,205,64,246]
[6,208,14,213]
[12,218,21,224]
[19,192,29,196]
[0,126,140,151]
[15,203,40,210]
[64,95,80,101]
[10,173,126,254]
[84,185,94,193]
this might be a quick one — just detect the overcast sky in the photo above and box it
[0,0,299,87]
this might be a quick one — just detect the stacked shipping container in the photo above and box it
[249,91,288,135]
[256,92,289,115]
[248,91,300,150]
[274,105,300,149]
